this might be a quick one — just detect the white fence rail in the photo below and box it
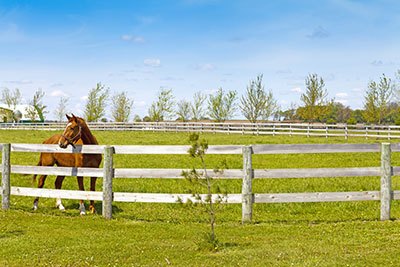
[1,143,399,221]
[1,122,400,139]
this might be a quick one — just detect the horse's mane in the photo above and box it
[76,117,99,145]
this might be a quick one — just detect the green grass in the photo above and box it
[2,210,400,266]
[1,130,400,266]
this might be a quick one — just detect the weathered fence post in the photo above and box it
[325,125,328,139]
[242,145,254,224]
[380,143,392,221]
[102,146,115,219]
[1,143,11,210]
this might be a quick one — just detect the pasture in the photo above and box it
[1,130,400,266]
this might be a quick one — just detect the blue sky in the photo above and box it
[1,0,400,120]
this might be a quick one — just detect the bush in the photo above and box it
[346,117,357,125]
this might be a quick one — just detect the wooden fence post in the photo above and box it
[242,145,254,224]
[325,125,328,138]
[102,146,115,219]
[1,143,11,210]
[380,143,392,221]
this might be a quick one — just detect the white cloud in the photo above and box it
[204,88,219,95]
[279,99,289,105]
[50,83,64,88]
[291,87,303,93]
[121,34,131,41]
[80,95,88,101]
[136,16,156,25]
[4,79,32,85]
[335,92,349,105]
[135,100,146,107]
[50,90,68,97]
[161,76,183,81]
[276,69,292,75]
[371,60,384,66]
[307,26,330,39]
[144,58,161,67]
[195,63,215,71]
[337,99,349,105]
[352,87,364,93]
[335,92,348,98]
[121,34,145,43]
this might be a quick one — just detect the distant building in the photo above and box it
[0,104,34,122]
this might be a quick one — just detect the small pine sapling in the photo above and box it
[181,133,227,251]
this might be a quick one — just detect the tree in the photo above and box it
[349,109,364,124]
[272,106,282,121]
[182,133,226,251]
[53,97,69,122]
[240,74,277,123]
[111,91,133,122]
[207,88,237,122]
[176,99,191,122]
[25,89,47,122]
[148,88,175,121]
[191,91,207,121]
[363,74,393,124]
[133,114,142,122]
[297,73,329,122]
[323,102,352,124]
[281,103,299,121]
[394,70,400,99]
[25,105,38,121]
[84,83,109,122]
[1,88,21,109]
[385,102,400,124]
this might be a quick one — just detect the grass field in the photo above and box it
[1,130,400,266]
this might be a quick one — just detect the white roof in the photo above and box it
[0,104,34,121]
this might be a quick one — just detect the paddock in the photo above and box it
[1,142,399,221]
[1,121,400,140]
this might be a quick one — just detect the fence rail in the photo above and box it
[1,143,398,221]
[2,121,400,139]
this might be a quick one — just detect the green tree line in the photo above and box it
[1,70,399,124]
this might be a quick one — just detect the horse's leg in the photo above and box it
[89,177,97,214]
[55,176,66,211]
[33,174,47,210]
[77,176,86,215]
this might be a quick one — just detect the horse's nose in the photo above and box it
[58,141,67,149]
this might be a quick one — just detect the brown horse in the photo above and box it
[33,114,102,215]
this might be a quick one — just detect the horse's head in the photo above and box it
[58,114,82,149]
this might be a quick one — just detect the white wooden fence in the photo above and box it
[1,122,400,139]
[1,143,399,221]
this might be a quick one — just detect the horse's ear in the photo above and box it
[71,114,79,121]
[66,114,72,121]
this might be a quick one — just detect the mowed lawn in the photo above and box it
[1,129,400,266]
